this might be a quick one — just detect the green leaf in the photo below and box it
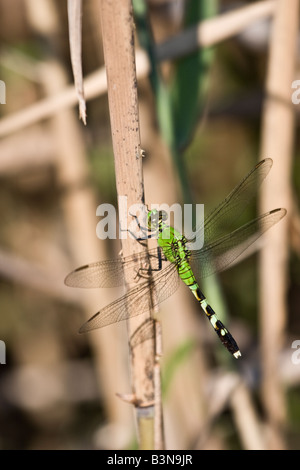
[171,0,218,152]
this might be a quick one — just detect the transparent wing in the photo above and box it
[78,208,286,333]
[65,160,273,288]
[78,261,179,333]
[187,158,273,245]
[130,318,155,349]
[65,258,125,288]
[64,245,170,288]
[189,208,286,279]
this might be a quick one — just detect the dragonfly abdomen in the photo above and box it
[191,286,241,359]
[177,259,197,288]
[176,260,241,358]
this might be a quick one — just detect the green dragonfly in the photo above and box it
[65,159,286,358]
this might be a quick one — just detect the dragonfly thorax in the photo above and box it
[158,228,191,265]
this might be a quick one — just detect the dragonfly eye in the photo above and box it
[159,210,168,222]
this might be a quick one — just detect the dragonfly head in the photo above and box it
[147,209,168,230]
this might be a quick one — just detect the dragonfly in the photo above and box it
[65,159,286,358]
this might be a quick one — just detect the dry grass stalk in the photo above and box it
[67,0,86,124]
[230,381,266,450]
[0,249,79,303]
[0,1,277,138]
[259,0,299,449]
[99,0,163,449]
[156,0,276,61]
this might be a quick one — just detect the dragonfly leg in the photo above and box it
[127,214,151,243]
[133,248,164,281]
[133,265,152,281]
[193,287,241,358]
[129,211,148,232]
[127,230,151,244]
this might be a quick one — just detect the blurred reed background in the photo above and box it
[0,0,299,450]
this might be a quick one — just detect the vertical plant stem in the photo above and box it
[230,381,266,450]
[99,0,162,449]
[67,0,86,124]
[259,0,299,449]
[154,320,164,450]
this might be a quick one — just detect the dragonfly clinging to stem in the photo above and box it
[65,159,286,358]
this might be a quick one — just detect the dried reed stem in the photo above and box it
[231,382,266,450]
[156,0,276,61]
[0,1,276,138]
[67,0,86,123]
[0,249,78,303]
[259,0,299,449]
[99,0,163,449]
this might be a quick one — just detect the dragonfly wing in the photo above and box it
[154,259,180,304]
[79,281,152,332]
[64,245,166,288]
[79,261,178,333]
[190,208,286,279]
[65,258,125,288]
[130,318,155,349]
[187,159,273,246]
[128,266,180,347]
